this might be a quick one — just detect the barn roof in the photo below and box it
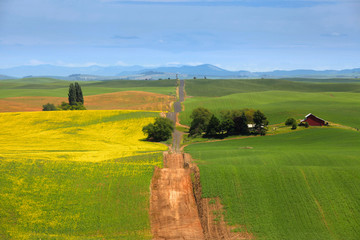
[303,113,326,122]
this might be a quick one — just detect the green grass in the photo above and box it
[185,79,360,97]
[282,78,360,83]
[185,128,360,240]
[0,154,161,239]
[0,78,176,98]
[180,91,360,128]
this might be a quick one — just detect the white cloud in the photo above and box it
[115,61,131,66]
[185,62,204,66]
[61,62,106,67]
[165,62,182,66]
[27,59,47,66]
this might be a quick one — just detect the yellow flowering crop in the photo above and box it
[0,110,167,239]
[0,110,167,162]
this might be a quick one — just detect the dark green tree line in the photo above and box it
[189,107,268,138]
[205,115,221,137]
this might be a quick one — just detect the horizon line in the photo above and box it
[1,63,359,73]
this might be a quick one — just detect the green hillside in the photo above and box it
[185,79,360,97]
[181,79,360,128]
[185,128,360,240]
[180,91,360,128]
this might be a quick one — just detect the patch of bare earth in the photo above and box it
[0,96,66,112]
[85,91,175,111]
[184,153,254,240]
[150,152,204,240]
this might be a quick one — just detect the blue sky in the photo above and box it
[0,0,359,71]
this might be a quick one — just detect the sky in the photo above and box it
[0,0,359,71]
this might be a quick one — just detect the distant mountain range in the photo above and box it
[0,74,16,80]
[0,64,359,80]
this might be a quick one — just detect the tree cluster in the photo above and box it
[189,107,268,138]
[142,117,174,142]
[42,82,86,111]
[68,82,84,106]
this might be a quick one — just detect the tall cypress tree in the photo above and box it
[75,82,84,104]
[68,83,76,105]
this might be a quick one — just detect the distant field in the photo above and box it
[0,78,176,98]
[185,79,360,97]
[281,78,360,83]
[0,91,174,112]
[185,128,360,240]
[181,79,360,128]
[0,78,176,112]
[0,110,166,239]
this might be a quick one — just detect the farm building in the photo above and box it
[301,113,328,126]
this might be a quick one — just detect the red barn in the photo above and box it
[301,113,327,126]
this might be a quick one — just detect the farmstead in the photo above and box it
[301,113,328,126]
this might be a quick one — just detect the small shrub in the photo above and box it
[70,102,86,110]
[291,123,297,130]
[58,102,71,110]
[57,102,86,111]
[304,122,309,128]
[259,128,267,136]
[285,118,296,126]
[42,103,56,111]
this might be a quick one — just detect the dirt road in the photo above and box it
[150,153,204,239]
[150,80,204,239]
[166,79,185,153]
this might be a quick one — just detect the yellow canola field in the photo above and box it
[0,110,167,162]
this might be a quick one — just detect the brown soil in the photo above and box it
[184,154,253,240]
[85,91,174,111]
[0,96,66,112]
[0,91,174,112]
[150,152,205,239]
[199,197,253,240]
